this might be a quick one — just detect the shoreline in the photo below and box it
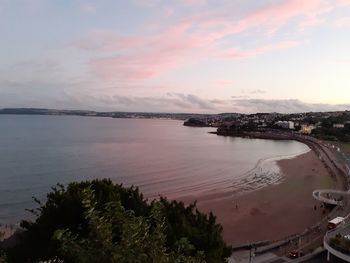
[191,150,335,245]
[185,131,349,246]
[1,130,345,248]
[229,148,311,197]
[2,149,325,246]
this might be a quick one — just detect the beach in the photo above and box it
[192,150,335,245]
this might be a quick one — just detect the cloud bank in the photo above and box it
[0,84,348,114]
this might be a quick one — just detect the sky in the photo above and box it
[1,0,350,113]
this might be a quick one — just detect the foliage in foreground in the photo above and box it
[54,188,205,263]
[6,179,231,262]
[330,234,350,254]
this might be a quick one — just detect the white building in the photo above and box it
[333,123,345,129]
[275,121,294,130]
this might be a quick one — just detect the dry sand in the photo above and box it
[192,150,334,245]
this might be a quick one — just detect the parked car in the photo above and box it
[288,249,303,259]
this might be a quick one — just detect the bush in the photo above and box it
[6,179,231,262]
[330,235,350,254]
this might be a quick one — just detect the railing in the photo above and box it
[312,189,347,206]
[324,222,350,262]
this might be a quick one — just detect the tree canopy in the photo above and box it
[6,179,231,263]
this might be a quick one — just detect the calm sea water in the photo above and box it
[0,115,309,224]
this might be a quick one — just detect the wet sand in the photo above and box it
[191,150,334,245]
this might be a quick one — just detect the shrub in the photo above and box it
[6,179,231,262]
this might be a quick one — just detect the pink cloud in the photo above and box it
[337,0,350,7]
[219,41,300,60]
[72,0,347,82]
[299,16,324,31]
[88,22,210,80]
[90,39,299,81]
[232,0,332,35]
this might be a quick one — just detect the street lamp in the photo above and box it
[249,244,255,263]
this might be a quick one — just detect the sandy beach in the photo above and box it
[192,150,335,245]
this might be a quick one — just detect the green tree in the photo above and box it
[7,179,231,262]
[53,187,205,263]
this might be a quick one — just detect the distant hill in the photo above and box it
[0,108,213,120]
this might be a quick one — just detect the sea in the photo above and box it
[0,115,310,224]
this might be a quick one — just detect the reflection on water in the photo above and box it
[0,115,309,223]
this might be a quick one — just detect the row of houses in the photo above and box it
[274,121,350,134]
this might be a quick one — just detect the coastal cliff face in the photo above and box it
[216,127,296,140]
[216,125,245,136]
[217,126,235,136]
[183,118,207,127]
[216,125,293,140]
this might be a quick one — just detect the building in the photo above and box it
[275,121,294,130]
[300,124,316,134]
[333,123,345,129]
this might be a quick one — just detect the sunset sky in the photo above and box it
[1,0,350,113]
